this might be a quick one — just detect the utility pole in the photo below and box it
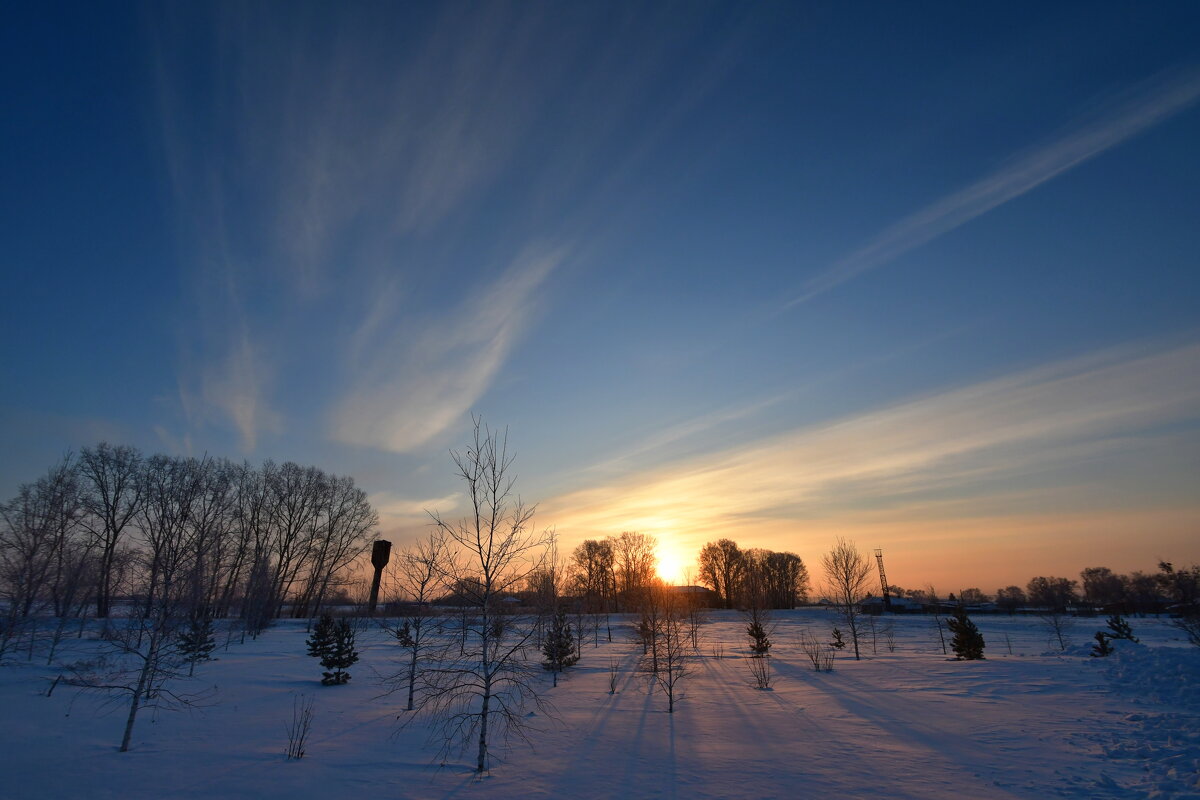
[874,548,892,612]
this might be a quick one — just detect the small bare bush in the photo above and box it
[748,655,772,689]
[286,694,315,760]
[800,630,834,672]
[1040,611,1074,651]
[1170,613,1200,647]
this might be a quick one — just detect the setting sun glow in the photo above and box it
[654,542,692,586]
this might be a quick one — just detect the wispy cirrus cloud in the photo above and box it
[368,490,461,523]
[787,68,1200,307]
[330,245,566,453]
[542,340,1200,560]
[147,4,745,455]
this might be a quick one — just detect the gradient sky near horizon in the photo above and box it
[3,2,1199,591]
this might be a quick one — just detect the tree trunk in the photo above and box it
[406,647,417,711]
[476,678,491,773]
[120,657,152,752]
[120,690,141,752]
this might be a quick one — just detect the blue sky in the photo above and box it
[3,2,1199,588]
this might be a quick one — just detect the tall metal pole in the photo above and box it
[875,548,892,611]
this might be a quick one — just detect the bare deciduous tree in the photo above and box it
[799,629,834,672]
[384,533,445,711]
[1040,610,1074,651]
[79,443,144,618]
[420,418,552,774]
[822,538,872,660]
[612,531,657,611]
[698,539,744,610]
[639,585,690,712]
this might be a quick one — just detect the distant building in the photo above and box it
[860,595,923,614]
[668,585,721,607]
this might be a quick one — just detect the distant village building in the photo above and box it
[859,595,923,614]
[668,585,721,607]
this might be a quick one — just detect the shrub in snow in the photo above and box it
[1171,612,1200,647]
[747,620,771,657]
[748,652,772,689]
[1091,631,1114,657]
[286,694,314,760]
[306,615,358,685]
[947,607,985,660]
[542,608,579,686]
[1105,614,1138,644]
[177,607,216,676]
[830,628,846,650]
[800,630,835,672]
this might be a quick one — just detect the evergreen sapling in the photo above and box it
[830,628,846,650]
[306,615,359,685]
[542,608,579,686]
[177,607,216,676]
[1105,614,1138,643]
[747,620,771,657]
[947,606,985,660]
[1091,631,1114,657]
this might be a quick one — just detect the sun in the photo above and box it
[655,546,690,586]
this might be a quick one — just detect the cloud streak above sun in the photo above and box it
[541,340,1200,570]
[788,68,1200,307]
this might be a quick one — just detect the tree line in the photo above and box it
[884,563,1200,615]
[0,443,378,637]
[697,538,811,610]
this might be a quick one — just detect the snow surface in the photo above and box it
[2,610,1197,800]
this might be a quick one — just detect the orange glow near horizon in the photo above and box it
[654,544,693,586]
[531,343,1200,591]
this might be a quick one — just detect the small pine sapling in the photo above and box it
[306,615,359,685]
[1105,614,1138,643]
[947,607,985,660]
[1091,631,1114,657]
[830,628,846,650]
[177,607,216,676]
[747,620,771,658]
[306,614,335,661]
[542,608,579,687]
[395,620,415,649]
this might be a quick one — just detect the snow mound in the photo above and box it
[1098,644,1200,799]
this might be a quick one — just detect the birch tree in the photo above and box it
[421,418,552,774]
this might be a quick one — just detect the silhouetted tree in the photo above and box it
[421,418,553,774]
[1026,576,1077,611]
[78,443,144,618]
[698,539,745,609]
[1105,614,1138,643]
[822,538,871,660]
[306,614,358,685]
[612,531,657,611]
[1080,567,1125,608]
[542,608,578,686]
[995,586,1025,615]
[947,606,985,660]
[177,606,216,676]
[386,533,444,711]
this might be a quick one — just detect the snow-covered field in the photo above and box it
[2,610,1197,800]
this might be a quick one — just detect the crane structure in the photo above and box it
[874,548,892,611]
